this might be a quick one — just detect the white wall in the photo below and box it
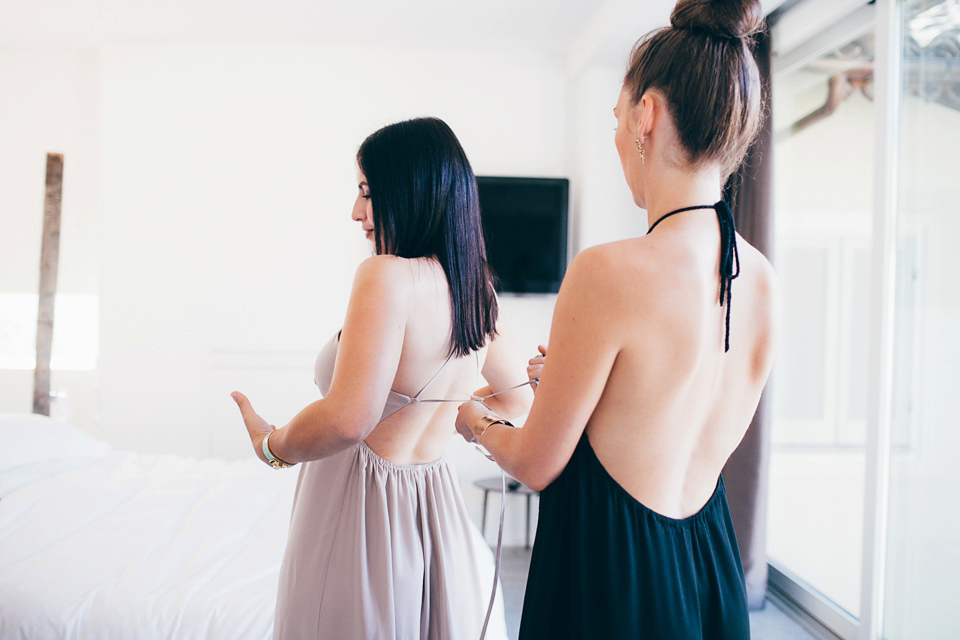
[0,47,100,426]
[92,43,577,545]
[571,65,645,252]
[93,43,569,454]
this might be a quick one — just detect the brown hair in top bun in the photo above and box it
[623,0,764,180]
[671,0,763,40]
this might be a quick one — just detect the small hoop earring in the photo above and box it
[635,138,646,164]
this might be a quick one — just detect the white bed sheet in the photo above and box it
[0,450,298,640]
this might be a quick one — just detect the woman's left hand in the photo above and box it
[527,344,547,393]
[455,400,490,444]
[232,391,274,463]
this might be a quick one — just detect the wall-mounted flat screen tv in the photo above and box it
[476,176,569,294]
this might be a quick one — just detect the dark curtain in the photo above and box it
[722,23,774,611]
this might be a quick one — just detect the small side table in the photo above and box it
[473,476,538,549]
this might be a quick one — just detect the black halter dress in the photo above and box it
[517,202,750,640]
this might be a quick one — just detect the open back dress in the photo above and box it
[272,332,506,640]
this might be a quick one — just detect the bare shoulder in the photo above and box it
[735,237,780,376]
[567,244,613,280]
[350,255,413,311]
[567,239,659,292]
[354,255,410,289]
[736,236,780,314]
[354,254,410,282]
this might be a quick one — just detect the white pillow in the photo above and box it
[0,412,111,471]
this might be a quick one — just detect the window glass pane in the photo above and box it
[769,26,876,618]
[0,293,99,370]
[845,247,870,424]
[775,246,829,421]
[883,0,960,636]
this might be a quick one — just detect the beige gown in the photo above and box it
[273,333,507,640]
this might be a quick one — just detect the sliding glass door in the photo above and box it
[767,12,876,633]
[883,0,960,636]
[767,1,960,638]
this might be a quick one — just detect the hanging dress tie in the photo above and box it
[468,379,538,640]
[646,201,740,352]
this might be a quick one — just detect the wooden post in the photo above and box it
[33,153,64,416]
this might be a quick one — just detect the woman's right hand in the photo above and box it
[455,400,490,444]
[527,345,547,393]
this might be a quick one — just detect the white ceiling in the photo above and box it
[0,0,792,68]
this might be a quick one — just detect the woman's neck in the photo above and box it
[641,165,723,230]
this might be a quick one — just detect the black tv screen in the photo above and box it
[476,176,569,294]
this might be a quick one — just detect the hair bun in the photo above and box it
[670,0,763,41]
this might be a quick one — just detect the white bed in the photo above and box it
[0,413,299,640]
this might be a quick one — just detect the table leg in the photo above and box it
[525,494,532,549]
[481,490,489,536]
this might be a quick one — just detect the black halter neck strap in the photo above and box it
[646,201,740,352]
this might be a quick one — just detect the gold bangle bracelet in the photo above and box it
[471,415,514,441]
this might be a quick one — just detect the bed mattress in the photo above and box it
[0,446,298,640]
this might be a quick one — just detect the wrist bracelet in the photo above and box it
[471,414,514,441]
[262,430,293,469]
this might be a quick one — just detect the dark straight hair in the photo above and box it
[357,117,498,357]
[623,0,765,181]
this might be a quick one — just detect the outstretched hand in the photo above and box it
[231,391,274,463]
[527,344,547,393]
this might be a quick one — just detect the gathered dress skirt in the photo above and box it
[518,433,750,639]
[274,440,506,640]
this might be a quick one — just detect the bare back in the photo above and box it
[354,258,530,465]
[587,214,777,518]
[361,258,482,464]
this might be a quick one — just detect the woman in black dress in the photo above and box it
[456,0,777,637]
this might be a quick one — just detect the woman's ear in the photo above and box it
[636,92,656,144]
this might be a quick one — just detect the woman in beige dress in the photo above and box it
[233,117,532,640]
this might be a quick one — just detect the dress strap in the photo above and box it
[715,201,741,352]
[646,201,740,352]
[412,352,457,400]
[471,379,538,408]
[411,350,537,406]
[478,471,506,640]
